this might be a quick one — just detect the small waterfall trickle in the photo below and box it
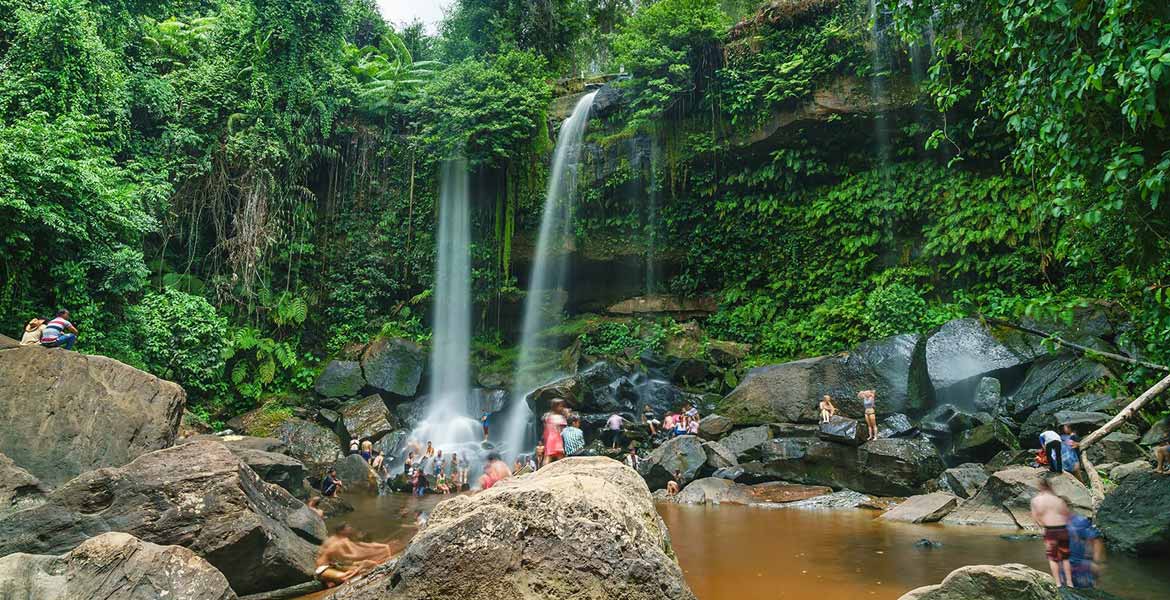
[408,159,482,471]
[499,91,598,459]
[643,138,662,295]
[868,0,895,171]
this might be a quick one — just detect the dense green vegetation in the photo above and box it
[2,0,1168,423]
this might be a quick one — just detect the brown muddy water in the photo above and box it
[315,493,1168,600]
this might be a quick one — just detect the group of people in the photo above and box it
[1038,424,1087,479]
[19,310,79,350]
[402,442,469,496]
[642,402,701,438]
[817,390,880,441]
[1031,475,1106,589]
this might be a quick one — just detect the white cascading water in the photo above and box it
[499,91,598,460]
[408,159,483,473]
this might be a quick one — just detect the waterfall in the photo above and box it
[499,91,598,459]
[644,138,661,295]
[410,159,481,464]
[868,0,894,170]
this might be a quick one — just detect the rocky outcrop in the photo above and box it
[1019,393,1116,444]
[742,435,945,496]
[924,319,1043,402]
[178,435,309,498]
[1084,432,1145,465]
[360,337,424,397]
[702,440,738,471]
[0,532,236,600]
[674,477,752,505]
[0,346,185,487]
[951,421,1019,464]
[339,393,397,442]
[314,359,365,397]
[720,333,930,425]
[605,295,717,318]
[942,467,1092,530]
[698,414,734,439]
[899,564,1057,600]
[0,452,47,517]
[334,458,695,600]
[0,441,324,595]
[640,435,707,490]
[719,425,773,461]
[938,464,989,499]
[334,453,379,492]
[274,418,341,482]
[817,415,868,446]
[1096,471,1170,555]
[1009,354,1110,419]
[880,492,959,524]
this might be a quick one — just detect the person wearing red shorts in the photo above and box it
[1031,475,1073,586]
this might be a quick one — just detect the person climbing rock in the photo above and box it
[1031,476,1073,587]
[39,310,78,350]
[605,412,625,449]
[1040,429,1063,473]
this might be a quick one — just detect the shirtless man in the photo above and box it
[314,524,395,587]
[1031,476,1073,586]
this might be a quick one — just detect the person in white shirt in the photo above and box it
[1040,429,1063,473]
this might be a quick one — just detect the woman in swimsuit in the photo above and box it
[819,395,837,423]
[859,390,878,441]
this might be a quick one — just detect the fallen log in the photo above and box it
[1077,371,1170,503]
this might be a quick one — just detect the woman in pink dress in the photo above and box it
[541,399,568,467]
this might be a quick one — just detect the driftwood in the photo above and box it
[982,316,1170,373]
[1077,372,1170,503]
[239,580,325,600]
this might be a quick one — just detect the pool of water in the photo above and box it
[315,492,1168,600]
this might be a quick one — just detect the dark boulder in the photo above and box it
[951,421,1020,464]
[1140,417,1170,445]
[878,413,917,438]
[1084,432,1145,465]
[899,563,1057,600]
[719,425,772,462]
[0,452,47,518]
[0,346,185,487]
[741,435,944,496]
[0,532,236,600]
[339,393,397,442]
[1019,393,1116,444]
[720,333,930,425]
[360,337,425,397]
[274,418,341,482]
[1009,354,1111,419]
[698,414,734,439]
[939,464,990,499]
[332,458,694,600]
[314,360,365,398]
[334,453,378,492]
[640,435,707,490]
[590,83,625,118]
[817,415,868,446]
[925,318,1045,402]
[0,441,325,595]
[701,440,738,472]
[1097,471,1170,554]
[974,377,1003,414]
[179,435,311,498]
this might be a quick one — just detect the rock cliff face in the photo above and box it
[334,457,695,600]
[0,346,185,487]
[0,532,236,600]
[0,452,47,518]
[0,441,323,595]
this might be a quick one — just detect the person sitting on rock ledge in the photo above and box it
[642,404,660,436]
[39,309,79,350]
[20,317,47,345]
[624,446,640,470]
[683,402,700,435]
[315,524,395,587]
[819,395,837,424]
[322,468,343,498]
[666,470,681,496]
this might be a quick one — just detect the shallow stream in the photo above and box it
[314,492,1169,599]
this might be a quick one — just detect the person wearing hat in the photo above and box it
[20,317,47,346]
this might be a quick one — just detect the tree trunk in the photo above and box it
[1077,372,1170,503]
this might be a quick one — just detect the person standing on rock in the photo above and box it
[624,446,640,470]
[481,410,491,441]
[859,390,878,441]
[605,412,625,449]
[1040,429,1063,473]
[39,309,78,350]
[1067,512,1105,588]
[542,399,568,466]
[1031,476,1074,587]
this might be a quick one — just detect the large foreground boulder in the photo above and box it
[0,532,236,600]
[361,337,425,397]
[333,457,695,600]
[720,334,930,425]
[1096,471,1170,555]
[942,467,1092,530]
[899,564,1057,600]
[0,452,47,518]
[0,346,185,486]
[0,441,324,595]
